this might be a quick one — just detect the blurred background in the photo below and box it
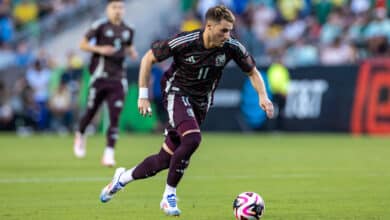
[0,0,389,135]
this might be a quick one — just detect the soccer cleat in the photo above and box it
[73,132,86,158]
[160,194,181,216]
[101,153,116,167]
[100,167,126,203]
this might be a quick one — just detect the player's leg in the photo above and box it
[160,94,203,216]
[100,148,171,202]
[160,122,201,216]
[122,130,179,181]
[100,81,125,166]
[100,131,180,203]
[74,81,106,158]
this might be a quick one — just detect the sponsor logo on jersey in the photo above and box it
[215,54,226,67]
[184,56,196,64]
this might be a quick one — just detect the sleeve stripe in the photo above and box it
[168,32,199,47]
[170,35,199,49]
[226,39,247,54]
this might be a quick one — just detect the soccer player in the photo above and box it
[73,0,138,167]
[100,5,273,215]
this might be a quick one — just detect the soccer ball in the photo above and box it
[233,192,265,220]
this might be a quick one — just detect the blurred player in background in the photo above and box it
[73,0,138,167]
[100,5,273,215]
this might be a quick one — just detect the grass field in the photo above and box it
[0,133,389,220]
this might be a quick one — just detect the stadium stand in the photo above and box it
[0,0,389,134]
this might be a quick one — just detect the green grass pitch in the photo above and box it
[0,133,389,219]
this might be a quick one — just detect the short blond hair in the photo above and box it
[205,5,235,23]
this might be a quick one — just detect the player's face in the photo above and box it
[106,1,125,21]
[208,19,233,47]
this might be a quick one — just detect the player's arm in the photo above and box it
[126,45,139,60]
[137,49,158,117]
[247,67,274,119]
[125,28,138,60]
[79,37,116,56]
[137,34,175,117]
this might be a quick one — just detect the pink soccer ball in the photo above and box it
[233,192,265,220]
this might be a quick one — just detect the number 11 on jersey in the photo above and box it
[198,67,209,80]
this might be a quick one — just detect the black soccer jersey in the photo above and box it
[85,18,134,80]
[151,29,255,106]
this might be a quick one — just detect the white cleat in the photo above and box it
[101,153,116,167]
[160,194,181,216]
[100,167,126,203]
[73,132,86,158]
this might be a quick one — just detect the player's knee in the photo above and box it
[182,132,202,148]
[181,132,202,157]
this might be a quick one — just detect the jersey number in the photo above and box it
[198,67,209,80]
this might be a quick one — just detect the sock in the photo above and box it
[104,147,114,157]
[75,131,85,140]
[164,184,176,197]
[119,167,135,185]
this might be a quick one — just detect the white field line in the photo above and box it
[0,174,322,184]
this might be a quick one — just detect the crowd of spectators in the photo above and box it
[2,0,390,133]
[0,0,96,134]
[0,49,84,134]
[0,0,94,69]
[179,0,390,67]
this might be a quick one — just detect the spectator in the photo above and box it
[350,0,371,14]
[10,77,37,133]
[320,36,356,65]
[48,79,72,132]
[14,41,34,67]
[26,60,51,130]
[320,11,344,45]
[0,79,14,130]
[180,10,202,32]
[277,0,303,22]
[251,3,276,42]
[12,0,39,29]
[283,38,319,67]
[267,60,290,131]
[0,0,14,44]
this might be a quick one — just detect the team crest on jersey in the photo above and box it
[122,30,130,41]
[215,54,226,67]
[105,29,114,37]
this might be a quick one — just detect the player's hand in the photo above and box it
[98,45,116,56]
[259,95,274,119]
[138,98,152,117]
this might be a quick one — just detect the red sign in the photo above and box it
[351,58,390,135]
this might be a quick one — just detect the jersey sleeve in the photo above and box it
[125,27,134,46]
[85,19,105,40]
[151,38,174,62]
[151,32,190,62]
[227,39,256,73]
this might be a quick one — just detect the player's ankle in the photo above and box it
[118,167,135,185]
[104,147,114,156]
[163,184,176,197]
